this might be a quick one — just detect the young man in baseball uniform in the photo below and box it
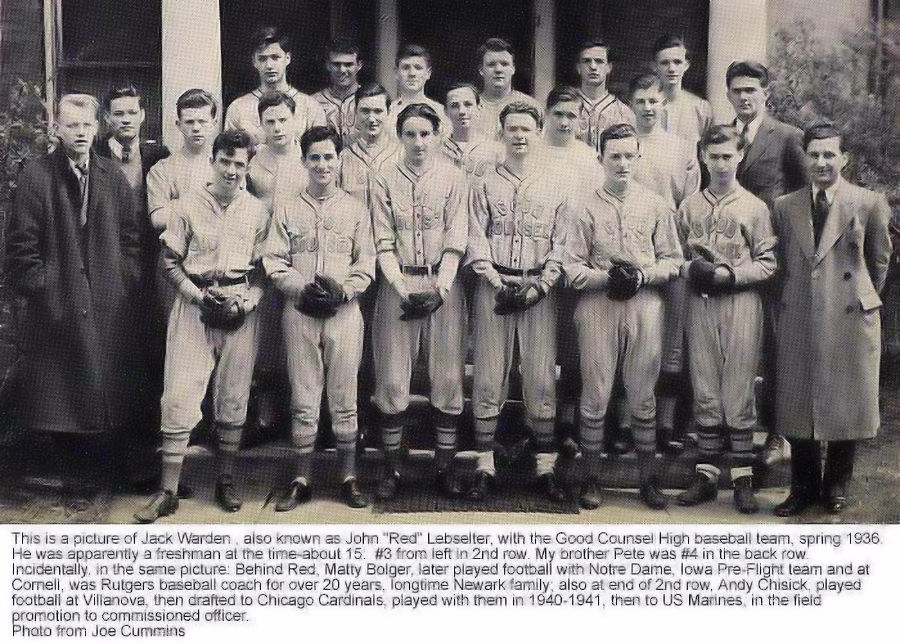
[337,83,399,202]
[476,38,542,140]
[385,44,451,140]
[630,73,701,453]
[573,39,635,152]
[135,130,269,523]
[652,35,713,147]
[441,82,503,179]
[263,126,375,510]
[676,125,776,514]
[224,26,326,145]
[248,91,306,210]
[312,38,363,148]
[468,102,567,502]
[563,123,683,510]
[370,104,469,500]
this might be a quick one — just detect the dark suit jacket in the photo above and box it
[736,115,807,212]
[94,137,170,183]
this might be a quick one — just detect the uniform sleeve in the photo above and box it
[243,205,272,310]
[538,200,565,291]
[262,204,307,301]
[643,202,684,285]
[677,144,701,207]
[369,173,406,293]
[159,201,191,259]
[466,178,503,287]
[344,200,376,300]
[699,99,714,134]
[147,159,177,232]
[436,172,468,294]
[223,99,241,133]
[561,197,608,290]
[5,167,48,297]
[308,97,328,128]
[676,201,695,278]
[865,192,893,294]
[729,201,777,286]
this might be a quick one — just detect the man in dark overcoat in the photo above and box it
[4,93,145,483]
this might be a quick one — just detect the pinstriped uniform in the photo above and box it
[337,136,401,203]
[575,90,636,153]
[312,88,357,148]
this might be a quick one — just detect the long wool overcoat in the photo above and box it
[5,147,146,434]
[773,181,892,441]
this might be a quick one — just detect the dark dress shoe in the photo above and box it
[774,491,817,517]
[215,475,242,512]
[761,434,790,467]
[176,484,194,500]
[558,437,581,460]
[537,473,569,503]
[468,471,494,501]
[733,476,759,514]
[579,478,604,510]
[824,486,848,514]
[435,469,463,497]
[272,479,311,512]
[376,472,400,501]
[341,478,368,509]
[677,472,718,506]
[640,478,669,510]
[134,490,179,524]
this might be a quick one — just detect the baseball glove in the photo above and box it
[606,259,643,300]
[513,281,546,311]
[296,281,338,318]
[687,258,718,293]
[399,289,444,321]
[314,273,346,307]
[493,283,521,315]
[200,290,246,330]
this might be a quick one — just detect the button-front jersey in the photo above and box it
[147,149,213,228]
[635,130,701,209]
[661,90,713,147]
[337,136,400,203]
[224,87,327,145]
[247,143,307,211]
[575,90,636,152]
[440,136,503,181]
[477,90,543,140]
[312,87,357,147]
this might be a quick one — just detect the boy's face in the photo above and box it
[502,112,538,158]
[446,87,479,130]
[654,45,690,88]
[355,95,388,139]
[576,46,611,88]
[254,43,291,86]
[397,56,431,94]
[805,136,847,189]
[727,75,766,123]
[106,96,145,143]
[702,140,743,183]
[631,86,663,130]
[212,147,250,192]
[304,138,339,188]
[260,103,296,147]
[176,106,216,151]
[327,52,362,89]
[547,100,579,138]
[601,136,639,190]
[56,102,98,157]
[480,50,515,92]
[400,115,436,163]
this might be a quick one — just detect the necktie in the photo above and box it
[121,143,131,164]
[76,163,89,227]
[813,189,829,248]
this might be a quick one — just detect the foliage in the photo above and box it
[768,20,900,212]
[0,80,50,207]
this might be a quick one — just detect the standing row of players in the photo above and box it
[123,28,887,522]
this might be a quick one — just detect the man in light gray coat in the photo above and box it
[772,121,892,516]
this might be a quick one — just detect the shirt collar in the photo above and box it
[812,177,841,205]
[108,137,138,161]
[68,156,88,177]
[736,113,764,144]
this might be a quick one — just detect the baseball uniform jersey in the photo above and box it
[337,135,401,203]
[247,142,307,211]
[477,90,543,140]
[224,87,327,145]
[575,89,636,152]
[385,96,453,141]
[562,182,682,452]
[312,87,357,147]
[159,185,270,435]
[661,90,713,147]
[678,186,776,430]
[370,158,469,416]
[147,148,213,228]
[263,188,375,447]
[440,135,503,180]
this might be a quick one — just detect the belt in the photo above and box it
[492,263,542,277]
[400,261,441,276]
[190,270,257,289]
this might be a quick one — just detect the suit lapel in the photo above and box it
[740,117,774,175]
[788,189,816,260]
[813,185,854,266]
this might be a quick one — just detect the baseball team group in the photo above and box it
[5,27,891,525]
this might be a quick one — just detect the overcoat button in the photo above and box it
[846,305,855,314]
[843,272,851,280]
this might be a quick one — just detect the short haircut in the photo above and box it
[176,88,217,119]
[396,103,441,136]
[446,82,480,105]
[700,124,745,151]
[300,125,343,157]
[652,34,688,58]
[726,60,770,88]
[57,94,100,121]
[104,84,143,110]
[257,91,296,119]
[396,43,432,68]
[576,38,610,59]
[803,120,844,152]
[355,82,391,110]
[250,26,291,55]
[599,123,638,155]
[326,36,360,58]
[546,85,579,110]
[628,73,662,98]
[499,101,542,130]
[212,129,255,160]
[477,37,515,65]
